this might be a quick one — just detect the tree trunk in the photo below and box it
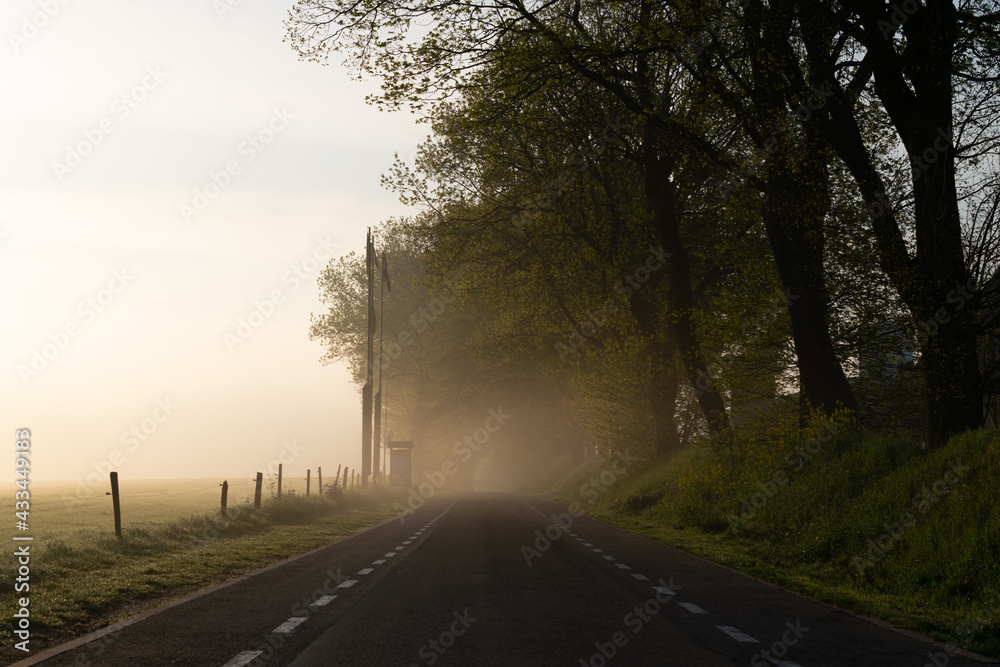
[760,129,858,416]
[649,337,682,457]
[643,152,732,436]
[799,0,983,445]
[745,1,858,418]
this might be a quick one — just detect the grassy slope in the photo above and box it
[555,425,1000,659]
[0,489,403,664]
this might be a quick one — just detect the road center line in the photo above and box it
[678,602,708,614]
[337,579,358,588]
[357,568,374,575]
[222,651,264,667]
[273,617,308,634]
[310,595,337,607]
[717,625,759,643]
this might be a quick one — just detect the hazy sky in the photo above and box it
[1,0,424,485]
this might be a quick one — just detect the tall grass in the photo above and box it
[562,423,1000,658]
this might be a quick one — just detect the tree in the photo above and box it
[285,0,858,432]
[781,0,1000,444]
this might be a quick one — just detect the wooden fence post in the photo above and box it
[306,469,311,497]
[318,467,322,497]
[277,463,283,498]
[343,467,349,489]
[334,464,342,487]
[221,480,228,518]
[254,472,263,509]
[109,472,122,539]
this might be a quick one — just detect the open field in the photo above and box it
[3,477,344,543]
[0,479,404,665]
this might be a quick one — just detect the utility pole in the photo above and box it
[374,248,391,484]
[361,229,375,487]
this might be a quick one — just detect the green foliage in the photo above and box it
[574,427,1000,658]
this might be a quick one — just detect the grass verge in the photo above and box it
[0,487,403,664]
[555,422,1000,660]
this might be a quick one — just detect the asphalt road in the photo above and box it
[16,493,998,666]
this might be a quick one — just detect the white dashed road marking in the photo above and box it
[337,579,358,588]
[717,626,758,643]
[615,563,631,570]
[678,603,708,614]
[223,651,263,667]
[273,617,308,634]
[372,559,386,564]
[631,574,649,581]
[357,568,374,575]
[310,595,336,607]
